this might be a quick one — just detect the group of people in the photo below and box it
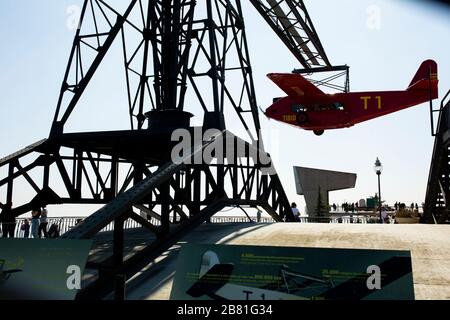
[394,202,420,211]
[288,201,417,224]
[0,202,54,239]
[332,202,359,213]
[21,205,49,238]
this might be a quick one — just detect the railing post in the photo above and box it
[113,214,126,300]
[114,274,127,301]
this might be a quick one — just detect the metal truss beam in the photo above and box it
[50,0,261,140]
[52,0,138,134]
[424,90,450,224]
[0,0,297,300]
[51,130,291,299]
[249,0,332,70]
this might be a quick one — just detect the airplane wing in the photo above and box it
[267,73,327,99]
[187,263,234,298]
[187,263,304,300]
[3,269,22,274]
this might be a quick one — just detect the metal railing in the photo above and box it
[1,216,163,239]
[1,214,384,238]
[431,88,450,136]
[1,216,271,238]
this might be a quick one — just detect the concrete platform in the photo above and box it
[112,223,450,300]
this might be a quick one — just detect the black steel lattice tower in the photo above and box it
[0,0,336,299]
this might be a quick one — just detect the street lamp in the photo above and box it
[373,157,383,223]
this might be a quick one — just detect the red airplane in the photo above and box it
[265,60,438,136]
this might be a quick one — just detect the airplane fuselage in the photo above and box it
[266,88,435,131]
[265,60,438,135]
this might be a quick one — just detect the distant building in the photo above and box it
[293,166,357,216]
[359,199,366,208]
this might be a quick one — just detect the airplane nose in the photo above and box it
[265,106,277,116]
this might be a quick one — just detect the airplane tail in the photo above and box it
[407,60,438,99]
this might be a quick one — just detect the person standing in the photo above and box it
[381,206,388,224]
[39,205,49,238]
[31,206,41,239]
[0,203,6,237]
[21,219,30,238]
[1,203,16,238]
[291,203,301,222]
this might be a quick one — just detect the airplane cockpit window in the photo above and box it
[311,103,344,111]
[292,105,305,113]
[312,104,328,111]
[333,103,344,110]
[291,103,343,113]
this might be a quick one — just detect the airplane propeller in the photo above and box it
[258,106,270,119]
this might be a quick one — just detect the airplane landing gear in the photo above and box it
[314,130,325,136]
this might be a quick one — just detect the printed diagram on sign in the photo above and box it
[186,250,335,300]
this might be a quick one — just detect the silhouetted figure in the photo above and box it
[48,223,60,238]
[332,203,337,212]
[0,203,15,238]
[21,219,30,238]
[343,203,349,213]
[419,211,425,223]
[31,205,41,239]
[291,202,300,222]
[381,207,388,224]
[0,203,5,237]
[38,205,48,238]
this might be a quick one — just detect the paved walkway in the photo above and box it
[108,223,450,300]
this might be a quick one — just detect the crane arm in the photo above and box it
[249,0,332,70]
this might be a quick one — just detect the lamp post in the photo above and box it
[373,157,383,223]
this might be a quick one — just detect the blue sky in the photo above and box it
[0,1,449,215]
